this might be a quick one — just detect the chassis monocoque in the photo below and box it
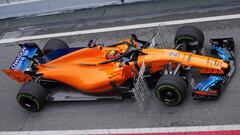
[2,25,235,112]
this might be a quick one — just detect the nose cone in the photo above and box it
[221,61,229,69]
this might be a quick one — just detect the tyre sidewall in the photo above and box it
[17,81,47,112]
[155,84,182,106]
[155,75,187,106]
[43,39,69,54]
[174,26,204,52]
[17,93,41,112]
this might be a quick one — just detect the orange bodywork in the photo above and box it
[35,39,228,93]
[2,69,33,83]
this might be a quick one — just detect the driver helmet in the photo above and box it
[106,50,120,59]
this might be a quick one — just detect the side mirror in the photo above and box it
[131,33,137,42]
[119,57,130,67]
[88,39,97,48]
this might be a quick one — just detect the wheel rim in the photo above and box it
[17,94,40,112]
[176,36,195,43]
[175,36,200,52]
[156,85,181,105]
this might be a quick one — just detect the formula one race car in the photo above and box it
[2,25,235,112]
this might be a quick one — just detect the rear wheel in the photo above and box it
[17,81,48,112]
[174,25,204,53]
[43,39,69,54]
[155,75,187,106]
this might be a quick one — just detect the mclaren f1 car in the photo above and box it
[2,25,235,112]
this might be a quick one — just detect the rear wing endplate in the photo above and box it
[2,43,43,82]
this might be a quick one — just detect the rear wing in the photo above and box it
[2,43,43,83]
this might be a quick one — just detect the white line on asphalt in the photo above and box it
[1,124,240,135]
[1,13,240,44]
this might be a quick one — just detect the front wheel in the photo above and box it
[155,75,187,106]
[174,25,204,53]
[17,81,48,112]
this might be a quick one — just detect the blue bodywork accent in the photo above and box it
[39,47,83,64]
[212,44,229,61]
[194,44,229,92]
[10,46,38,71]
[194,75,223,91]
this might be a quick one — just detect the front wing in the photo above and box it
[193,38,235,99]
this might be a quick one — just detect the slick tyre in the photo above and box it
[174,25,204,53]
[155,75,187,106]
[17,81,48,112]
[43,39,69,54]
